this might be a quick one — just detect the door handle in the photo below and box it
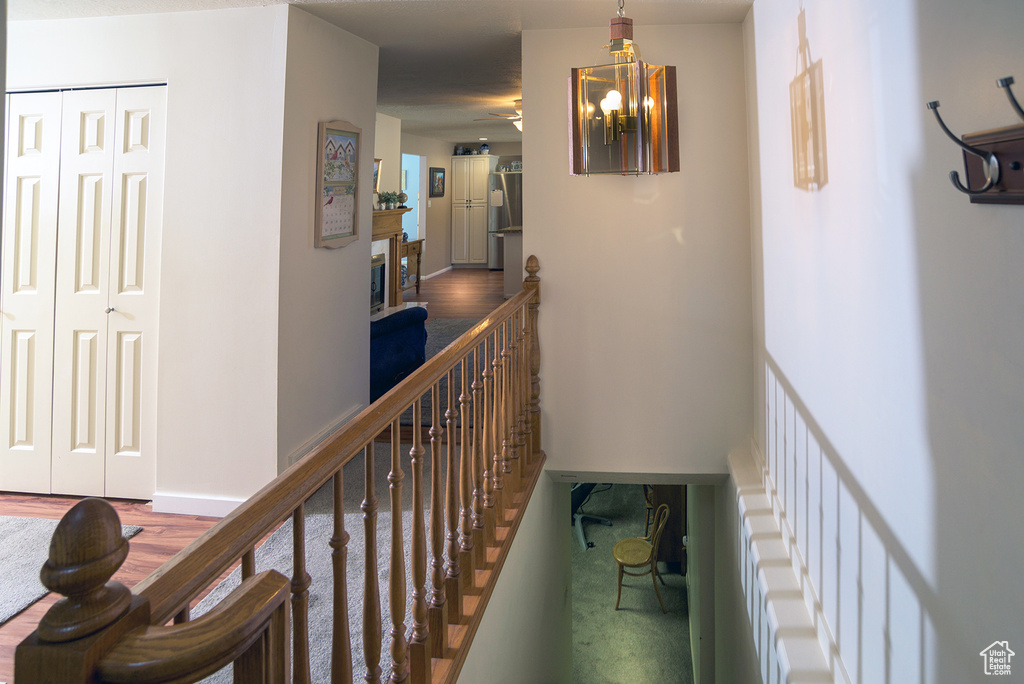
[105,307,115,314]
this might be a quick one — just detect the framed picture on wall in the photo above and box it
[315,120,360,249]
[429,167,445,197]
[373,158,382,193]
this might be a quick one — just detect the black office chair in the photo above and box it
[571,482,611,550]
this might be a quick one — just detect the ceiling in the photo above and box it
[9,0,753,143]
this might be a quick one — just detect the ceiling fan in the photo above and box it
[475,99,523,131]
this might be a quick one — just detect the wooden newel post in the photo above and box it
[524,255,543,461]
[16,498,151,682]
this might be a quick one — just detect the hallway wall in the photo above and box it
[401,132,455,276]
[522,24,754,479]
[277,7,379,472]
[747,0,1024,681]
[8,7,289,512]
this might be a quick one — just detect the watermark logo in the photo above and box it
[980,641,1015,676]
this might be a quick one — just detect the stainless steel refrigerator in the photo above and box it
[488,170,523,269]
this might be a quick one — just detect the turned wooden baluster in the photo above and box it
[470,346,486,567]
[292,503,312,684]
[428,382,448,656]
[521,301,535,470]
[516,305,530,472]
[444,369,463,623]
[491,327,506,522]
[458,357,476,580]
[332,469,354,684]
[508,309,522,488]
[362,443,383,684]
[481,335,497,547]
[388,419,409,684]
[500,320,514,496]
[516,307,524,479]
[408,399,432,683]
[525,256,543,460]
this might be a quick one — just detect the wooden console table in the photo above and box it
[371,208,412,307]
[401,238,425,294]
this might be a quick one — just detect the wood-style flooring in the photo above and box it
[404,266,506,321]
[0,267,505,682]
[0,494,220,683]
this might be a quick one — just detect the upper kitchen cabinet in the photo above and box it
[451,155,495,204]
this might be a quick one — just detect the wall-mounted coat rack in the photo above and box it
[927,76,1024,205]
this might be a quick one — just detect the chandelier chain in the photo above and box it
[617,0,624,18]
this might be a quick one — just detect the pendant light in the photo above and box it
[568,0,679,175]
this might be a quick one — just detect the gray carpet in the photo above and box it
[571,484,694,684]
[196,442,445,683]
[0,516,142,625]
[401,317,482,427]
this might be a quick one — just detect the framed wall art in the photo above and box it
[373,158,382,193]
[315,120,360,248]
[429,166,445,197]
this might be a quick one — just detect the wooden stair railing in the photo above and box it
[16,256,545,684]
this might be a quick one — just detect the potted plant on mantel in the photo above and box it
[377,191,399,210]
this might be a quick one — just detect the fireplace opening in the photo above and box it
[370,254,386,314]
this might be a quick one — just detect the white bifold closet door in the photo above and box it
[0,86,164,499]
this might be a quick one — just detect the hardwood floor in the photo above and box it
[404,266,506,321]
[0,266,505,681]
[0,494,220,682]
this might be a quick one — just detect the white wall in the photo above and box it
[8,7,289,513]
[374,112,402,197]
[459,475,573,684]
[686,485,718,684]
[522,25,754,478]
[401,132,455,276]
[748,0,1024,681]
[276,7,379,471]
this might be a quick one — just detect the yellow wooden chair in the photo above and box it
[613,503,670,613]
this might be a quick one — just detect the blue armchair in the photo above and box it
[370,306,428,402]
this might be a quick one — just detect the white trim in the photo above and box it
[731,445,834,684]
[151,492,245,518]
[422,265,452,280]
[286,403,365,466]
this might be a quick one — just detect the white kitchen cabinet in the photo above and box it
[451,155,495,264]
[452,203,488,264]
[451,155,491,204]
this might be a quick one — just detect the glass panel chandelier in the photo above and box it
[569,0,680,176]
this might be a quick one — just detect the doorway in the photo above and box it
[570,482,716,684]
[401,153,424,240]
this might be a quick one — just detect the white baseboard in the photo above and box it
[151,492,245,518]
[286,403,366,467]
[422,266,452,281]
[151,405,367,519]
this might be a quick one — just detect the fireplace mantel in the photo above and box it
[372,208,412,307]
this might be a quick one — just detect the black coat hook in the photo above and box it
[926,100,1001,195]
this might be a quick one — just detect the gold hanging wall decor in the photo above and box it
[568,0,679,176]
[790,8,829,191]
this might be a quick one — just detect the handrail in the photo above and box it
[98,570,290,683]
[134,285,535,625]
[17,256,544,684]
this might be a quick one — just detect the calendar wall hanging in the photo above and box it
[315,120,360,248]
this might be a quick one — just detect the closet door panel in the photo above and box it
[105,86,165,500]
[0,92,62,494]
[51,88,116,496]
